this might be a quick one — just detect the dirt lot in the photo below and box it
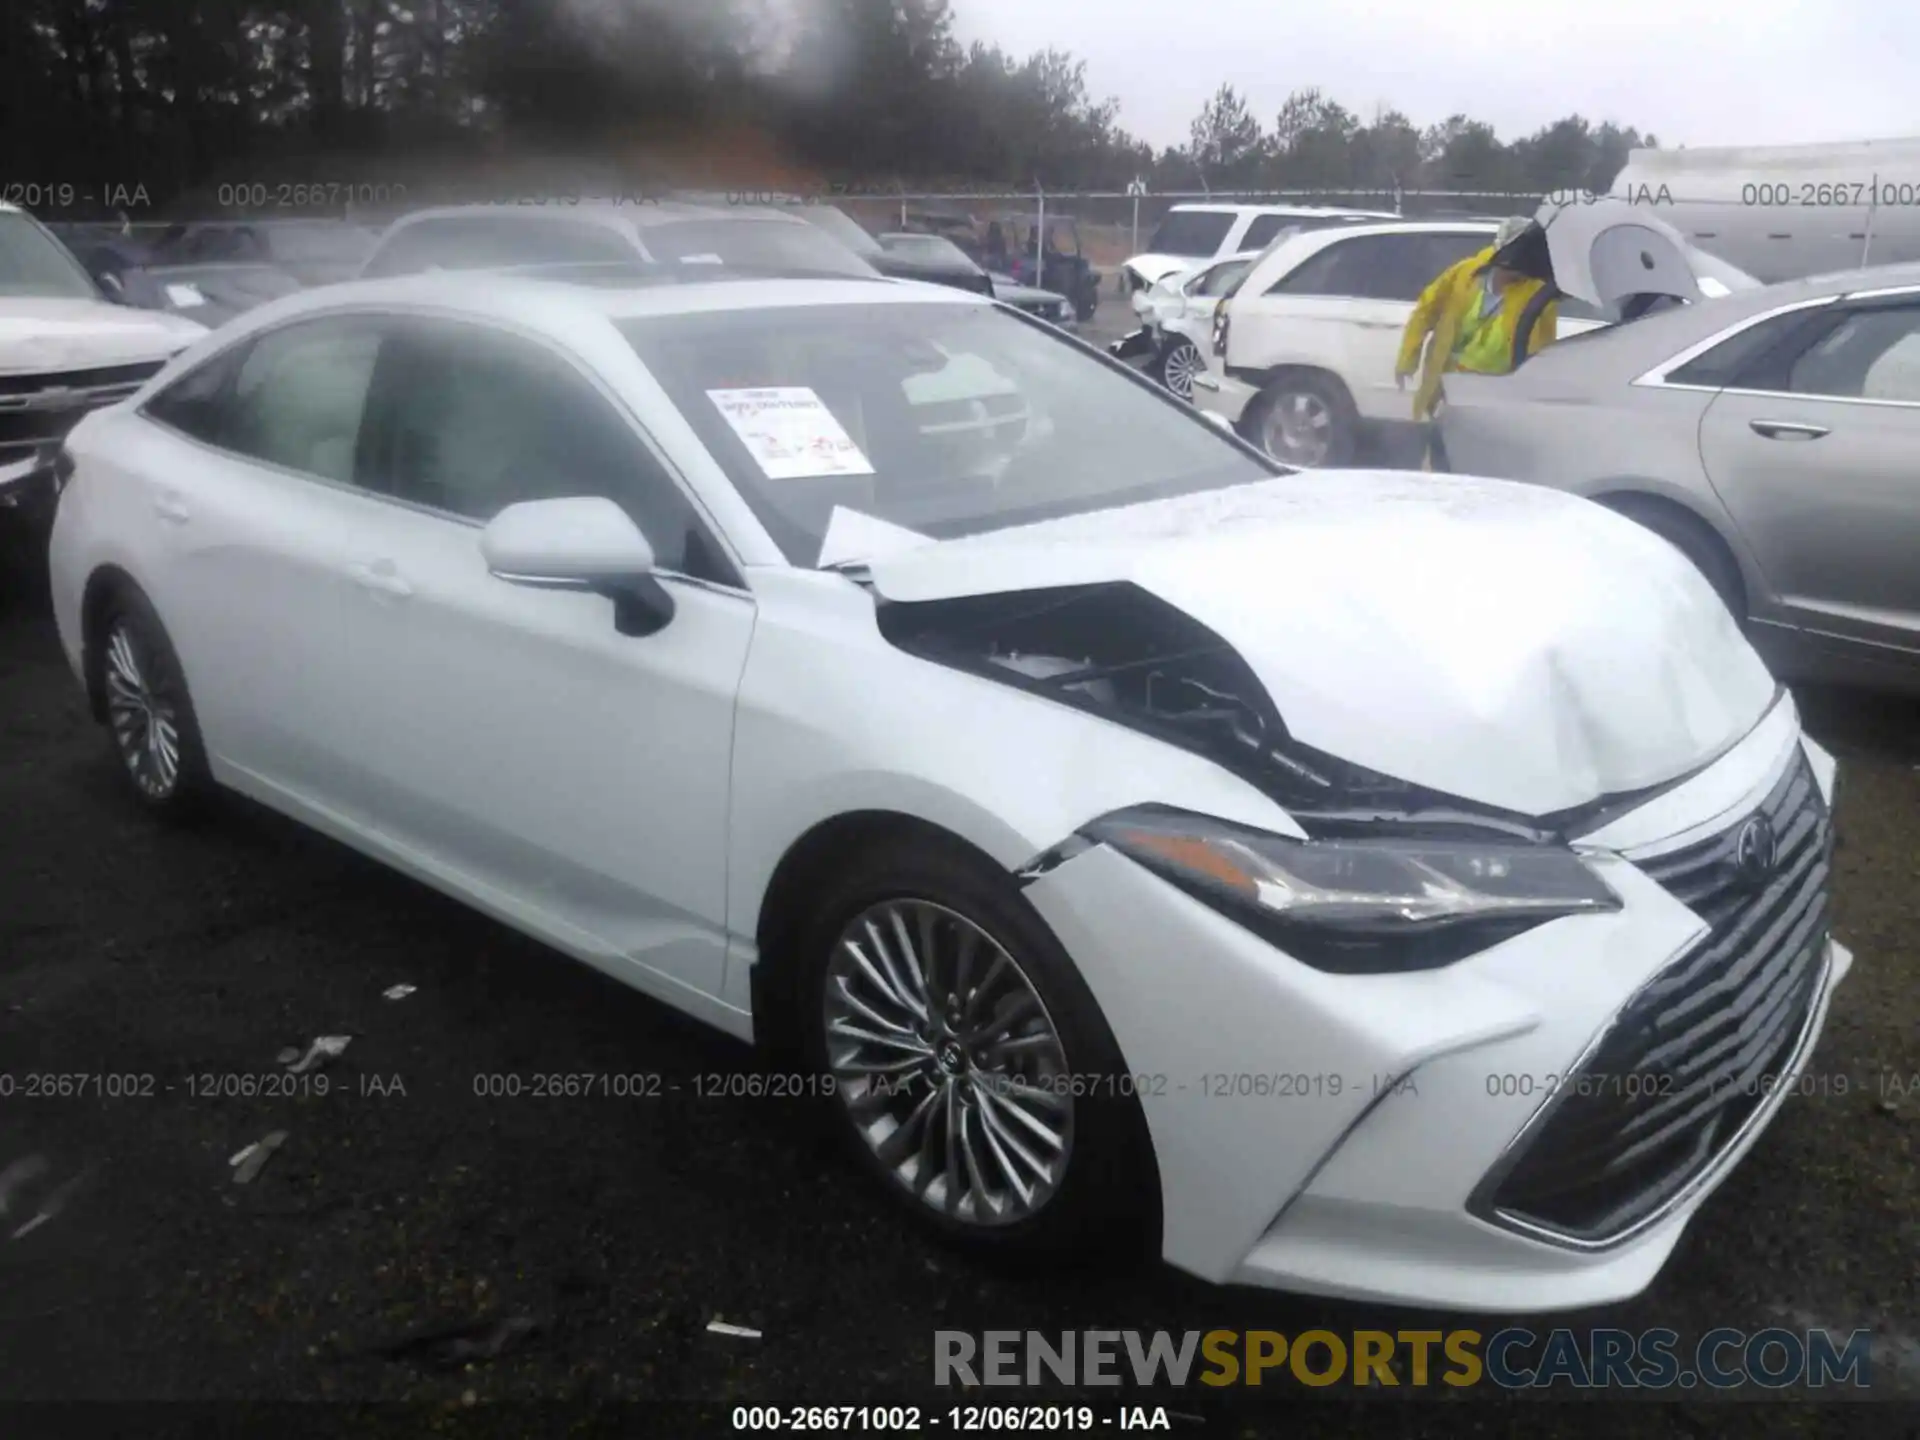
[1,558,1916,1433]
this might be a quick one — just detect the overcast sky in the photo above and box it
[948,0,1918,153]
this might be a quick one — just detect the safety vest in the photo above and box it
[1451,283,1514,373]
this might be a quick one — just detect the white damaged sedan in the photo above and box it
[46,269,1845,1311]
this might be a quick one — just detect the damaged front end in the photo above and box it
[876,580,1574,845]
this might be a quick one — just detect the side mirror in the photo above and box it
[480,496,675,636]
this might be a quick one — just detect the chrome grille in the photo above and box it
[1479,752,1833,1244]
[0,359,167,463]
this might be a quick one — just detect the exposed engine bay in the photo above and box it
[874,581,1578,842]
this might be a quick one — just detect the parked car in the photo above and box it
[115,262,308,327]
[360,202,879,282]
[1118,204,1398,297]
[150,220,379,286]
[880,234,1074,326]
[0,203,205,585]
[1111,250,1262,399]
[46,266,1847,1310]
[1438,259,1920,694]
[45,222,162,299]
[1193,218,1758,466]
[707,199,994,298]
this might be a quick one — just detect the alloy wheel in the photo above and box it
[822,899,1074,1227]
[103,621,181,799]
[1260,389,1333,465]
[1161,342,1202,401]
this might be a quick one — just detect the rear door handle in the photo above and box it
[153,490,190,524]
[349,560,412,598]
[1749,419,1830,440]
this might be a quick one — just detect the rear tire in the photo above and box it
[1246,372,1359,467]
[796,835,1159,1266]
[91,585,214,820]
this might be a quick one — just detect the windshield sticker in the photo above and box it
[707,387,875,479]
[163,282,208,307]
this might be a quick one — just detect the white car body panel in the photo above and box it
[46,270,1842,1312]
[1026,704,1848,1306]
[863,473,1777,817]
[0,296,207,374]
[1135,251,1262,342]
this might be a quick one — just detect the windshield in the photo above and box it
[618,302,1276,565]
[130,263,305,313]
[1146,210,1236,258]
[789,207,883,258]
[0,211,101,298]
[885,235,977,268]
[267,223,376,265]
[640,219,876,277]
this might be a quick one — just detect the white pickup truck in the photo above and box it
[0,206,205,520]
[0,204,205,594]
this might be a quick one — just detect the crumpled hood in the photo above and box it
[1123,254,1195,288]
[0,297,205,374]
[865,472,1777,818]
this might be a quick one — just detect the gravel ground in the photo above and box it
[1,546,1917,1435]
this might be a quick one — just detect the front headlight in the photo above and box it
[1084,806,1621,973]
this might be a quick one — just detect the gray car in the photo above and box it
[1439,260,1920,694]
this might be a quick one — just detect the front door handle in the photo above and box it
[1749,419,1830,440]
[349,560,413,598]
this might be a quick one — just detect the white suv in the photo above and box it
[1193,220,1755,467]
[1118,204,1396,297]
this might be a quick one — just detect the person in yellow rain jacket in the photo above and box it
[1394,216,1557,467]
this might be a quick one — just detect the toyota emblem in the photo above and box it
[1733,815,1777,886]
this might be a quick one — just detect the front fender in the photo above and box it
[724,569,1305,947]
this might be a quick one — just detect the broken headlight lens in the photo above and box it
[1084,807,1621,973]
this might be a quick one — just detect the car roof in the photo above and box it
[1164,202,1400,218]
[372,201,807,239]
[196,270,988,343]
[1303,218,1496,237]
[1552,258,1920,370]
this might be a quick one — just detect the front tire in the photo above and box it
[93,586,213,819]
[1155,339,1203,402]
[797,837,1158,1264]
[1247,372,1359,467]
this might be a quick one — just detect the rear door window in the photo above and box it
[1267,235,1433,299]
[1666,308,1836,388]
[222,317,386,484]
[1237,214,1295,251]
[1145,210,1236,258]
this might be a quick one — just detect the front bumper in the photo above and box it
[1021,705,1846,1312]
[1191,368,1259,427]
